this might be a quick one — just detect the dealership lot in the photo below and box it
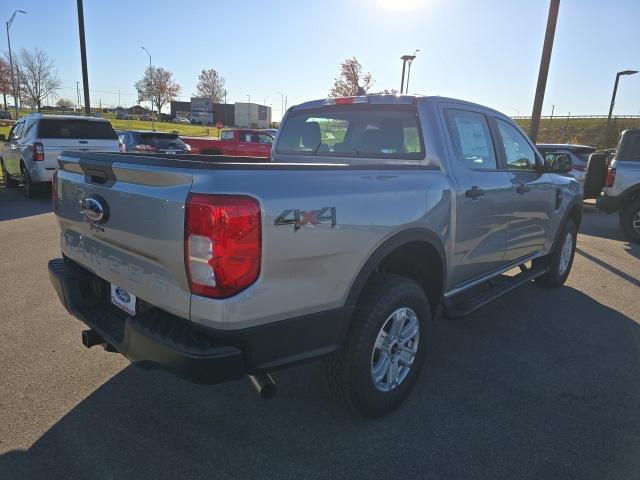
[0,186,639,479]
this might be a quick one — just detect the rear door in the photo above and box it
[493,117,556,260]
[37,119,120,169]
[4,120,24,175]
[443,107,514,286]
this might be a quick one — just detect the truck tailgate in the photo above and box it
[44,140,119,170]
[55,153,193,320]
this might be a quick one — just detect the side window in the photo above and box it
[496,119,538,171]
[258,134,273,144]
[23,121,36,139]
[220,130,233,141]
[445,109,497,170]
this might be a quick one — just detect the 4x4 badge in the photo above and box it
[274,207,336,231]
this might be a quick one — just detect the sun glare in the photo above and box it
[376,0,424,11]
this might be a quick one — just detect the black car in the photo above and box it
[0,110,12,120]
[117,130,191,154]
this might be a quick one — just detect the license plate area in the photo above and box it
[110,284,136,316]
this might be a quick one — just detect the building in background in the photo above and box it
[234,103,272,128]
[170,98,236,126]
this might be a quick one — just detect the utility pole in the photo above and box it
[529,0,560,143]
[400,53,417,94]
[77,0,91,114]
[118,89,121,107]
[606,70,638,145]
[549,104,555,135]
[6,9,26,119]
[246,94,251,128]
[76,82,81,110]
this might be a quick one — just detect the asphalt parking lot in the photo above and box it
[0,185,639,480]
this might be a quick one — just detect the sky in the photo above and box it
[3,0,639,120]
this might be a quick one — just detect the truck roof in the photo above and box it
[291,94,510,118]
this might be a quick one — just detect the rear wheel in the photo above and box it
[324,273,430,418]
[1,160,18,188]
[619,197,640,244]
[21,163,37,199]
[534,218,577,288]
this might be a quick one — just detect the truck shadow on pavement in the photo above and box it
[0,186,52,221]
[2,285,640,480]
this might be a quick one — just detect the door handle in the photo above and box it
[465,186,485,199]
[516,183,530,194]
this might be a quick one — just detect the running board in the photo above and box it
[443,266,547,319]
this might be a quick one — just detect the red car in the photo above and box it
[183,129,274,158]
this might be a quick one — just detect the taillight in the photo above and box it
[606,167,616,188]
[185,194,261,298]
[51,169,58,210]
[33,142,44,161]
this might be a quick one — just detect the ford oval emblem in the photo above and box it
[115,287,130,303]
[81,195,109,223]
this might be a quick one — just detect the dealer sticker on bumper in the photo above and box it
[110,284,136,316]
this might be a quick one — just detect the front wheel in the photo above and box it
[619,198,640,244]
[1,160,18,188]
[324,273,431,418]
[534,218,577,288]
[21,164,38,199]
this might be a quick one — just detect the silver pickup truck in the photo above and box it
[48,95,582,418]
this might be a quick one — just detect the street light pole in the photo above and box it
[606,69,638,146]
[405,49,420,94]
[400,53,417,94]
[246,94,251,128]
[141,46,154,130]
[5,10,26,120]
[276,91,284,121]
[529,0,560,143]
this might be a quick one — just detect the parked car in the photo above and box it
[596,129,640,243]
[0,110,12,120]
[183,128,274,157]
[139,114,153,121]
[117,130,191,154]
[116,112,133,120]
[0,114,120,198]
[536,143,596,184]
[172,116,191,125]
[49,94,581,418]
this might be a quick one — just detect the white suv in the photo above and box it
[0,114,120,198]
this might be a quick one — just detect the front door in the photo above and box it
[493,118,556,261]
[5,121,24,176]
[443,107,514,286]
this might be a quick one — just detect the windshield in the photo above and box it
[38,119,117,139]
[276,104,424,159]
[140,133,187,149]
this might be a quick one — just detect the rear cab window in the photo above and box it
[37,119,117,139]
[139,132,187,149]
[444,109,497,170]
[275,104,424,159]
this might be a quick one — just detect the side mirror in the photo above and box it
[544,152,572,173]
[0,134,5,142]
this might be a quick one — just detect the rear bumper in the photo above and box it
[48,257,352,384]
[596,195,622,213]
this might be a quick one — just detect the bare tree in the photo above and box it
[329,57,374,97]
[195,68,225,103]
[135,66,181,120]
[0,57,12,110]
[56,98,74,109]
[16,47,61,111]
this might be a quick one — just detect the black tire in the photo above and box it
[534,218,577,288]
[21,163,37,199]
[583,152,608,199]
[1,159,19,188]
[324,273,431,419]
[619,197,640,244]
